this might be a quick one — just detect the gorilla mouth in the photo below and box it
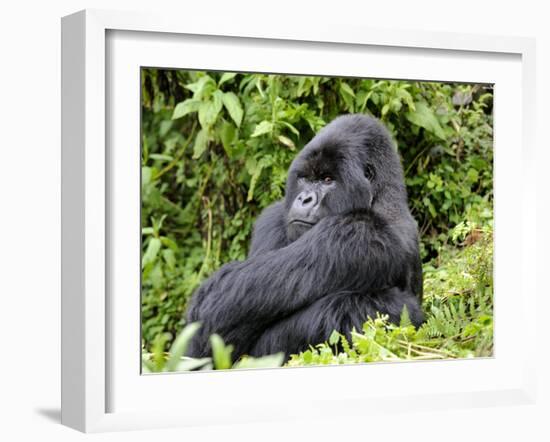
[289,220,316,228]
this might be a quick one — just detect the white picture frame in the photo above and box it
[61,9,538,433]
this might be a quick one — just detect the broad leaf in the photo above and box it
[405,102,446,140]
[220,120,237,157]
[219,72,237,86]
[222,92,244,127]
[185,75,215,99]
[232,353,285,369]
[165,322,202,371]
[198,92,223,129]
[210,334,233,370]
[141,237,161,268]
[328,330,340,346]
[246,156,272,201]
[277,135,295,150]
[192,129,209,159]
[172,99,201,120]
[176,357,211,371]
[251,120,273,137]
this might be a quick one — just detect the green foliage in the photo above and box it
[141,68,493,356]
[287,225,493,366]
[142,322,284,372]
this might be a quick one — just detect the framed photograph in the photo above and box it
[61,9,537,433]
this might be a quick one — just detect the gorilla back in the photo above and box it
[186,114,423,361]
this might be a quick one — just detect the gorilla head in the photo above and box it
[285,114,407,241]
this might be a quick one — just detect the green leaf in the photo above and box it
[142,237,161,268]
[141,227,154,235]
[165,322,202,371]
[277,135,295,150]
[405,102,446,140]
[149,263,164,289]
[220,120,237,157]
[185,75,216,99]
[172,99,201,120]
[467,168,479,182]
[339,81,356,111]
[251,120,273,137]
[247,166,263,202]
[279,121,299,136]
[246,157,272,201]
[210,334,233,370]
[232,353,285,369]
[222,92,244,127]
[198,92,223,129]
[400,305,412,327]
[159,120,173,137]
[160,236,178,251]
[162,249,176,270]
[328,330,340,346]
[175,357,211,371]
[302,350,313,364]
[219,72,237,86]
[149,154,173,162]
[339,81,355,98]
[141,357,155,373]
[356,90,373,112]
[141,167,152,186]
[192,129,209,159]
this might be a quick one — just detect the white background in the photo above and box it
[0,0,548,441]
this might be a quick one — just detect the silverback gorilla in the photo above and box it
[186,114,423,361]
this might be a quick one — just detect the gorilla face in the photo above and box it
[285,148,344,241]
[285,114,403,242]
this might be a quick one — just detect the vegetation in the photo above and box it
[141,69,493,370]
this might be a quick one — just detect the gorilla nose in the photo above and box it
[295,190,318,210]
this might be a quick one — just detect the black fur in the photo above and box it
[186,114,423,361]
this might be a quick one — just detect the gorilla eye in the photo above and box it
[322,176,334,184]
[364,164,376,181]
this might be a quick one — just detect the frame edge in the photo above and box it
[61,9,108,433]
[61,10,86,432]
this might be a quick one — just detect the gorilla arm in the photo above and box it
[249,286,423,359]
[185,209,416,358]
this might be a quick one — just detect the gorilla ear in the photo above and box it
[364,163,376,181]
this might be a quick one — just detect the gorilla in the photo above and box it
[185,114,423,361]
